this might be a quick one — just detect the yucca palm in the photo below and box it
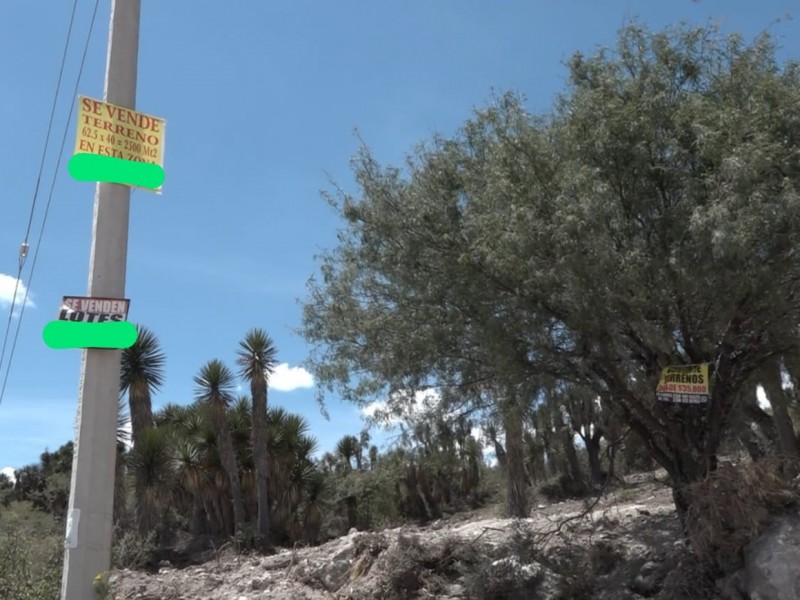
[153,402,191,429]
[336,435,359,472]
[120,325,166,447]
[229,396,256,519]
[127,426,172,534]
[193,414,232,536]
[302,470,330,544]
[194,359,246,536]
[236,328,278,547]
[265,408,318,541]
[120,326,166,534]
[171,436,208,535]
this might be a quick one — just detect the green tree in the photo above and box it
[236,328,279,548]
[302,23,800,521]
[194,360,246,536]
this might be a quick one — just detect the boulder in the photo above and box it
[744,516,800,600]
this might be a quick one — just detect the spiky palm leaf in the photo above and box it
[236,328,278,381]
[194,360,236,406]
[154,402,190,428]
[336,435,359,471]
[171,437,207,494]
[120,325,166,447]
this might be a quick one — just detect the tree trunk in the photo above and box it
[113,444,127,527]
[251,380,272,548]
[418,467,441,520]
[503,398,529,518]
[561,425,585,494]
[213,404,246,536]
[345,496,358,529]
[129,389,153,535]
[585,434,605,488]
[761,361,800,459]
[129,393,153,448]
[190,492,205,535]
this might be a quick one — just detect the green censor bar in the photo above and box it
[43,320,138,350]
[68,153,165,189]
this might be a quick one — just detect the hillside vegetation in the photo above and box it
[3,20,800,599]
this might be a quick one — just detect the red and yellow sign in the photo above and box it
[74,96,166,193]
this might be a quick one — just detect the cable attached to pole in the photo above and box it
[0,0,101,410]
[0,0,80,380]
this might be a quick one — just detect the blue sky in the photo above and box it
[1,0,798,476]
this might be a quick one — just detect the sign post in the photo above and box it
[61,1,142,598]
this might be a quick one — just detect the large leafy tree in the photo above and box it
[302,22,800,520]
[235,328,278,547]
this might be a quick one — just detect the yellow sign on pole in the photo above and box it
[74,96,166,193]
[655,363,711,404]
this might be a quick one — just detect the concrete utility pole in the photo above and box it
[61,1,140,598]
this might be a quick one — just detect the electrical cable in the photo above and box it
[0,0,81,378]
[0,0,101,410]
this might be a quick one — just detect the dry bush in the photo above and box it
[538,475,590,502]
[462,557,546,600]
[656,551,718,600]
[461,521,549,599]
[376,529,548,600]
[379,533,482,598]
[348,532,390,582]
[590,540,624,576]
[684,457,800,573]
[543,544,597,600]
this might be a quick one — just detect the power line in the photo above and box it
[0,0,101,410]
[0,0,80,378]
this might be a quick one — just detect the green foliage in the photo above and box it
[11,442,73,518]
[111,525,158,570]
[0,502,63,600]
[301,20,800,513]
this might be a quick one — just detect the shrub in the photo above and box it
[0,503,63,600]
[111,525,158,570]
[462,556,546,600]
[685,457,800,573]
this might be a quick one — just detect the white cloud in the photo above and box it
[1,466,15,484]
[269,363,314,392]
[361,401,385,419]
[0,273,35,315]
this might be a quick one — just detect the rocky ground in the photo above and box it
[107,472,798,600]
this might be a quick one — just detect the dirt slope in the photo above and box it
[108,480,703,600]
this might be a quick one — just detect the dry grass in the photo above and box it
[684,457,800,573]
